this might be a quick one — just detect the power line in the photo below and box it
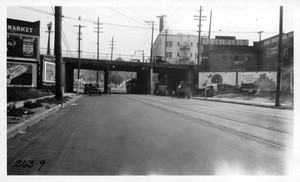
[17,6,152,30]
[105,6,149,28]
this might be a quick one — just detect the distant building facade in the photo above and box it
[152,33,249,65]
[254,31,294,93]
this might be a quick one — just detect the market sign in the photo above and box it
[7,18,40,60]
[7,18,40,36]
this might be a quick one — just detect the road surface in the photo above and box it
[7,94,293,175]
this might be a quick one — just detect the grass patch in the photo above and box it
[23,100,43,108]
[7,87,51,103]
[7,106,34,117]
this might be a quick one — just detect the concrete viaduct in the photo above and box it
[62,57,200,94]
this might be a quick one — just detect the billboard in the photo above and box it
[199,71,277,91]
[7,62,37,87]
[198,72,236,89]
[44,61,55,82]
[240,72,277,90]
[7,35,38,59]
[7,18,40,61]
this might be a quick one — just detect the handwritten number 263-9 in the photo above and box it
[13,160,46,171]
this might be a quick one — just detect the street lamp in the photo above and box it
[46,22,53,55]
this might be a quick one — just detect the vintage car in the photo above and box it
[172,82,191,99]
[84,83,102,96]
[153,84,168,96]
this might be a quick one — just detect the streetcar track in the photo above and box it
[123,95,291,149]
[126,95,292,135]
[152,95,293,120]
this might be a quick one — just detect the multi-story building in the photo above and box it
[202,44,257,72]
[152,33,249,65]
[254,31,294,93]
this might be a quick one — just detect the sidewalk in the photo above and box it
[7,93,82,139]
[192,93,294,110]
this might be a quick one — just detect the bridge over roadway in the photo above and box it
[63,57,199,94]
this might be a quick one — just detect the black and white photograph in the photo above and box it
[2,0,299,181]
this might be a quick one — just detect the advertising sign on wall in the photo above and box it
[240,72,277,90]
[7,35,38,59]
[7,62,37,87]
[44,61,55,82]
[199,71,277,91]
[198,72,236,89]
[7,18,40,61]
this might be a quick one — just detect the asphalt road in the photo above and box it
[7,94,292,175]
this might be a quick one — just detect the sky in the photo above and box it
[3,0,297,61]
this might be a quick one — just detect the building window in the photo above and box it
[234,55,238,61]
[244,56,250,62]
[167,41,172,47]
[267,48,271,57]
[191,42,193,46]
[166,52,172,58]
[178,42,180,45]
[177,52,180,57]
[190,53,193,57]
[283,48,288,59]
[220,55,225,60]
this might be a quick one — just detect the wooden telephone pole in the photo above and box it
[54,7,63,100]
[94,17,103,83]
[194,6,207,66]
[275,6,283,106]
[74,17,86,94]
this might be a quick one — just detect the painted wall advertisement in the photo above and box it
[198,71,277,90]
[198,72,236,89]
[240,72,277,90]
[44,61,55,82]
[7,18,40,60]
[7,35,38,59]
[7,62,37,87]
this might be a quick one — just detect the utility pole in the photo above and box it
[258,31,264,41]
[46,22,54,55]
[275,6,283,107]
[54,7,62,100]
[194,6,207,66]
[145,21,154,63]
[74,17,86,94]
[94,17,103,83]
[208,10,212,41]
[135,50,145,62]
[156,15,166,33]
[109,37,116,61]
[94,17,103,60]
[164,30,168,62]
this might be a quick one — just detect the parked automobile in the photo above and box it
[172,81,191,99]
[84,83,102,96]
[153,84,168,96]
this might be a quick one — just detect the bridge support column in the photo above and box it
[149,67,153,94]
[104,66,109,94]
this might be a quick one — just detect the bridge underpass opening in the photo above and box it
[73,69,104,93]
[109,71,136,94]
[73,69,137,94]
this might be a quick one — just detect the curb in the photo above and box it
[7,94,82,139]
[192,97,293,110]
